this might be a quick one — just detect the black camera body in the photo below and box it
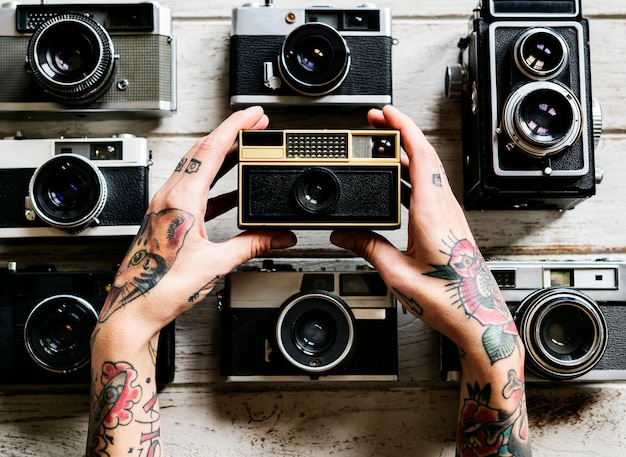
[446,0,601,210]
[0,2,176,119]
[0,135,150,237]
[220,263,398,381]
[229,3,393,110]
[441,259,626,382]
[0,262,175,385]
[238,129,401,229]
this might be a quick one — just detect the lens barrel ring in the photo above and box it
[502,80,583,158]
[514,27,569,80]
[26,13,116,104]
[515,287,608,380]
[276,290,355,373]
[24,294,99,373]
[278,22,351,96]
[28,153,108,231]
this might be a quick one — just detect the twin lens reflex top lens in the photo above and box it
[514,27,568,80]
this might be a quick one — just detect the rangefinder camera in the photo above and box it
[0,135,151,237]
[0,2,176,119]
[229,1,393,110]
[445,0,602,210]
[219,262,398,381]
[238,129,401,229]
[0,262,175,385]
[441,259,626,382]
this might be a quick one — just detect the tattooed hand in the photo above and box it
[331,105,532,457]
[87,106,296,457]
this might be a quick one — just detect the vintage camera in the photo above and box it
[0,2,176,119]
[441,259,626,382]
[445,0,602,210]
[0,134,151,237]
[229,1,393,110]
[219,262,398,381]
[238,129,401,229]
[0,262,175,385]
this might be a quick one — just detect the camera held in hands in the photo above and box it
[0,2,176,119]
[0,134,151,238]
[229,1,393,110]
[219,261,398,381]
[238,129,401,229]
[445,0,602,210]
[0,262,175,385]
[441,259,626,382]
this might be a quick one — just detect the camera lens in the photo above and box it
[279,23,351,96]
[24,295,98,373]
[294,167,340,214]
[515,28,568,79]
[276,291,355,373]
[29,154,108,232]
[26,13,116,104]
[502,81,582,157]
[516,287,607,380]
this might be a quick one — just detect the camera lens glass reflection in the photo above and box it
[540,304,593,360]
[520,30,566,76]
[24,295,98,373]
[294,167,340,214]
[46,26,98,79]
[298,35,335,72]
[294,313,336,355]
[519,89,574,143]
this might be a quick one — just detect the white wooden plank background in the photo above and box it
[1,1,626,455]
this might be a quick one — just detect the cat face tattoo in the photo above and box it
[99,209,194,322]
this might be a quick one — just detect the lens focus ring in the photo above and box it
[515,287,607,380]
[26,13,116,104]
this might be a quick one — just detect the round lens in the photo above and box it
[297,35,335,72]
[294,312,336,355]
[29,154,108,231]
[279,23,350,96]
[276,291,355,373]
[502,81,583,158]
[539,305,595,360]
[294,168,340,214]
[27,14,115,103]
[515,28,568,79]
[518,89,574,143]
[24,295,98,373]
[516,288,607,380]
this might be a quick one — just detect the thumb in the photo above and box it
[330,230,407,274]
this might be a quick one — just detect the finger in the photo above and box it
[330,230,408,274]
[208,230,297,274]
[205,190,237,221]
[156,106,268,204]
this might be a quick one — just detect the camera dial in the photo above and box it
[502,81,583,158]
[514,28,569,80]
[279,22,351,96]
[26,13,116,104]
[24,294,98,373]
[515,287,608,380]
[276,290,355,373]
[28,153,108,232]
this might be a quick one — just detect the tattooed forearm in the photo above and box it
[188,275,221,303]
[457,371,530,457]
[174,157,202,174]
[424,235,520,364]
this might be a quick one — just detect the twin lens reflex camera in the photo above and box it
[0,135,151,238]
[237,129,402,229]
[445,0,602,210]
[0,262,175,385]
[229,2,393,110]
[441,259,626,382]
[0,2,176,119]
[219,262,398,381]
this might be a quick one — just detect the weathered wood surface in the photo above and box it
[1,0,626,455]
